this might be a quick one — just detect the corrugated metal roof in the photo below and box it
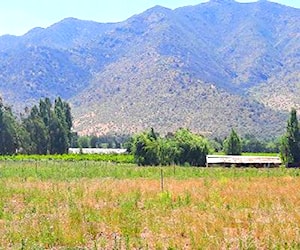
[206,155,281,164]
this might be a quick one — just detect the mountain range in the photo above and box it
[0,0,299,139]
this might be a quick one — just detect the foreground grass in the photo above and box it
[1,162,300,249]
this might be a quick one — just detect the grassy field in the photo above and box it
[0,153,134,164]
[1,161,300,249]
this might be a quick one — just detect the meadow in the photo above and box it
[1,160,300,249]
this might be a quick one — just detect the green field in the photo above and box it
[0,153,134,164]
[1,161,300,249]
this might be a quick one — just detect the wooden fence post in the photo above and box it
[160,168,164,192]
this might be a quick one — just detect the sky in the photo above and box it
[0,0,299,36]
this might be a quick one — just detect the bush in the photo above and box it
[132,128,210,166]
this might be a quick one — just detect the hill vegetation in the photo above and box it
[0,0,299,138]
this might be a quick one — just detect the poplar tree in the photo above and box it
[223,129,242,155]
[23,105,48,154]
[0,100,19,155]
[22,97,73,154]
[281,108,300,165]
[49,113,69,154]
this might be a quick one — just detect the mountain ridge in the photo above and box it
[0,1,299,138]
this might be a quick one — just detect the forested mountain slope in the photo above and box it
[0,0,299,138]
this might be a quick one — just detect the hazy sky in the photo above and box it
[0,0,298,36]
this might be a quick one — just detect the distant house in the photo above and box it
[69,148,127,154]
[206,155,281,168]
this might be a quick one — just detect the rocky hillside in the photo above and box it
[0,0,299,138]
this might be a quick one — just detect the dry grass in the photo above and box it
[1,175,300,249]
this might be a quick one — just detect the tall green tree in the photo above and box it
[280,108,300,165]
[49,113,69,154]
[63,101,73,142]
[223,129,242,155]
[54,97,68,130]
[39,98,52,128]
[21,97,73,155]
[53,97,72,151]
[0,101,19,155]
[23,107,48,154]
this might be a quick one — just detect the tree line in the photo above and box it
[210,134,280,154]
[129,108,300,167]
[71,134,130,149]
[0,97,72,155]
[127,128,243,166]
[0,95,299,167]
